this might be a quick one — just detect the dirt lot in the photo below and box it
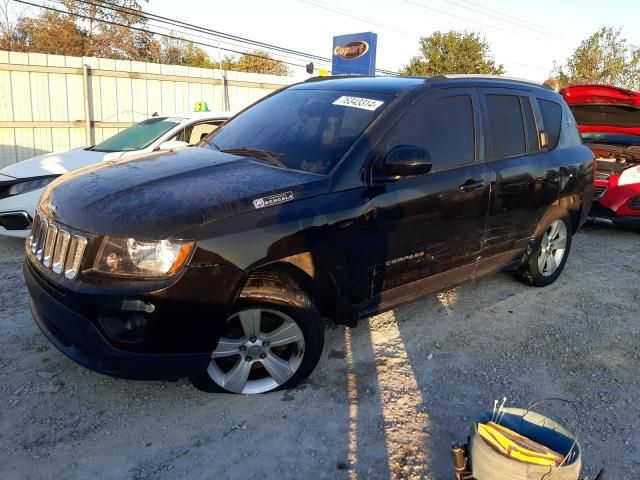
[1,225,638,480]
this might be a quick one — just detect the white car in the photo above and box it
[0,111,230,238]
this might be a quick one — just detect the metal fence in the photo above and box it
[0,50,293,168]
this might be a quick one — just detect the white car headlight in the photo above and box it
[8,176,58,196]
[93,236,195,278]
[618,165,640,186]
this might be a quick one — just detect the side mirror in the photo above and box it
[375,145,432,182]
[157,140,189,151]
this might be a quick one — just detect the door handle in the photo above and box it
[458,180,486,193]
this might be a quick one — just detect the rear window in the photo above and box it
[538,99,562,150]
[570,104,640,128]
[486,95,526,159]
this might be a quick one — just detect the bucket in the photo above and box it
[470,401,581,480]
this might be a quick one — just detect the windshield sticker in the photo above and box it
[332,96,384,111]
[253,191,294,209]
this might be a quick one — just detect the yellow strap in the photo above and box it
[477,423,563,466]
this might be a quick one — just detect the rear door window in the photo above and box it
[538,99,563,149]
[486,94,526,159]
[383,94,476,170]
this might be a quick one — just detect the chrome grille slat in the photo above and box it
[43,224,58,268]
[35,218,48,261]
[26,213,87,280]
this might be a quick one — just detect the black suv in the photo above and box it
[24,76,594,394]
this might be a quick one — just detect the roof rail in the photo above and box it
[304,74,372,83]
[429,74,554,90]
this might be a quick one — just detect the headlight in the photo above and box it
[93,237,195,278]
[618,165,640,186]
[8,176,58,196]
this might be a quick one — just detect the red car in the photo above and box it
[562,84,640,228]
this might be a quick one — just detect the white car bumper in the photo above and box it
[0,187,46,238]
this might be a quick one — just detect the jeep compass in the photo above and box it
[24,75,594,394]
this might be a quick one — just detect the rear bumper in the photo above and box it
[24,259,242,380]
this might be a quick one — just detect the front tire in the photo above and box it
[517,214,573,287]
[191,273,324,394]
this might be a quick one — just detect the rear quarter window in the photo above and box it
[538,99,563,150]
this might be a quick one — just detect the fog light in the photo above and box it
[98,314,148,344]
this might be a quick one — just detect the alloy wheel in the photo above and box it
[207,308,305,394]
[537,219,568,277]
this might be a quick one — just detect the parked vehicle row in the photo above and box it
[0,112,229,238]
[23,75,594,394]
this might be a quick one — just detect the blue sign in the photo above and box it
[332,32,377,76]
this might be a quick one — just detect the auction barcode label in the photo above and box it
[333,96,384,111]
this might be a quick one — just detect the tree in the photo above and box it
[0,0,31,51]
[58,0,152,59]
[14,10,86,56]
[156,36,216,68]
[558,27,640,90]
[224,50,289,76]
[0,1,289,75]
[401,30,504,76]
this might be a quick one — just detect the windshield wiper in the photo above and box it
[221,147,287,168]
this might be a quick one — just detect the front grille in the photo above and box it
[631,196,640,210]
[27,213,87,280]
[593,186,607,200]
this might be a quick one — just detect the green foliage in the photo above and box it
[402,30,504,76]
[222,50,290,76]
[558,27,640,90]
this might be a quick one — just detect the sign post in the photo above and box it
[332,32,377,76]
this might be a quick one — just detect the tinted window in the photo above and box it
[520,97,540,152]
[383,95,475,169]
[91,117,181,152]
[204,90,392,174]
[538,99,562,149]
[486,95,526,159]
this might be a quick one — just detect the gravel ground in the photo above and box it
[1,225,638,479]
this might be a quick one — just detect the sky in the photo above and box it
[56,0,640,81]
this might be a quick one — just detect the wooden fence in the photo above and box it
[0,50,293,167]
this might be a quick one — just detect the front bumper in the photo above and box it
[24,258,246,380]
[587,203,640,229]
[0,186,46,237]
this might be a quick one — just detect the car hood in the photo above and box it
[561,84,640,136]
[0,147,124,179]
[40,147,330,239]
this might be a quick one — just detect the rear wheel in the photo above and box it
[517,215,572,287]
[191,274,324,394]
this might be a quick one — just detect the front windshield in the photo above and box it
[203,89,392,174]
[92,117,183,152]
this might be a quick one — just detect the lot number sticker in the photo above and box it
[333,96,384,111]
